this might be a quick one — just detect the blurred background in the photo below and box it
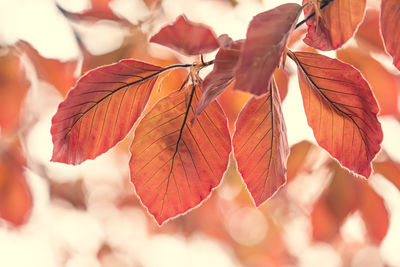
[1,0,400,266]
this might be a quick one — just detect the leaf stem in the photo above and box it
[295,0,335,29]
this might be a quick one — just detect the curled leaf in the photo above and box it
[129,85,231,224]
[233,80,289,206]
[150,15,219,56]
[302,0,366,51]
[290,51,382,177]
[194,36,243,120]
[234,3,302,96]
[51,60,162,165]
[381,0,400,70]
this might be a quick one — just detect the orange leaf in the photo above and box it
[337,46,399,116]
[150,15,219,56]
[381,0,400,70]
[233,80,289,206]
[274,68,290,102]
[194,36,243,119]
[286,141,315,182]
[358,180,389,243]
[354,9,386,54]
[0,48,30,135]
[374,159,400,190]
[312,161,388,243]
[17,41,78,96]
[311,163,359,242]
[129,85,231,224]
[234,3,302,96]
[51,60,162,165]
[290,51,382,178]
[302,0,366,51]
[0,142,32,226]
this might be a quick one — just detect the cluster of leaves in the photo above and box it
[48,0,400,225]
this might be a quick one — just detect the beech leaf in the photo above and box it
[129,85,231,225]
[290,51,382,177]
[302,0,366,51]
[149,15,219,56]
[381,0,400,71]
[233,79,289,206]
[51,60,162,165]
[337,46,399,116]
[193,36,243,120]
[234,3,302,96]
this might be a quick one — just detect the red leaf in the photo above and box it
[381,0,400,70]
[234,3,302,96]
[129,85,231,224]
[302,0,366,51]
[194,36,243,119]
[233,80,289,206]
[149,15,219,56]
[0,142,32,226]
[290,51,382,177]
[17,41,78,96]
[51,60,162,165]
[0,48,30,135]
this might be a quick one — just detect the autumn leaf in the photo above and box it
[0,47,30,135]
[17,41,78,96]
[194,36,243,120]
[129,85,231,224]
[233,79,289,206]
[274,68,290,102]
[311,163,358,242]
[312,161,388,243]
[51,60,162,165]
[337,46,399,116]
[302,0,366,51]
[289,51,382,178]
[0,141,32,226]
[286,141,316,182]
[354,9,386,54]
[150,15,219,56]
[374,159,400,190]
[234,3,302,96]
[381,0,400,70]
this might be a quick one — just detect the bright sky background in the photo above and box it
[0,0,399,266]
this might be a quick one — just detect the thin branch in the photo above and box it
[295,0,335,29]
